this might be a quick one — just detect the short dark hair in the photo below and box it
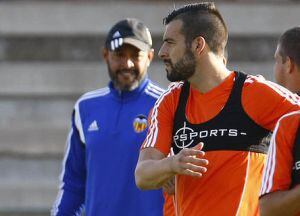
[278,27,300,66]
[163,2,228,55]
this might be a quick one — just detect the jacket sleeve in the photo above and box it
[51,109,86,216]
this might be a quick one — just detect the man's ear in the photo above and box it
[102,47,109,61]
[193,36,206,55]
[286,56,296,75]
[147,48,155,66]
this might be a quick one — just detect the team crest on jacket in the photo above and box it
[133,115,148,133]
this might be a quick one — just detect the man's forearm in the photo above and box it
[135,156,175,190]
[260,185,300,216]
[135,143,208,190]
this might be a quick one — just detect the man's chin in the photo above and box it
[167,72,179,82]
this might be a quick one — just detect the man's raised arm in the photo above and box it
[260,185,300,216]
[135,143,209,190]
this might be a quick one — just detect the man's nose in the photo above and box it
[121,57,134,68]
[158,44,168,59]
[126,58,134,68]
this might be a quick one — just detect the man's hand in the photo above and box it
[135,143,208,190]
[169,142,208,177]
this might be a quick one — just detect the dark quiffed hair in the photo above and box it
[163,2,228,55]
[278,27,300,66]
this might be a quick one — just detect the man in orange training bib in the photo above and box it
[135,3,300,216]
[259,27,300,216]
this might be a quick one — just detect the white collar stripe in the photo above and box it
[143,82,182,148]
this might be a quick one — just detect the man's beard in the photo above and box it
[165,49,196,82]
[107,64,143,91]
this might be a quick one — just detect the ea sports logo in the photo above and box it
[173,122,196,149]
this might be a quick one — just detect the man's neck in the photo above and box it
[189,54,231,93]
